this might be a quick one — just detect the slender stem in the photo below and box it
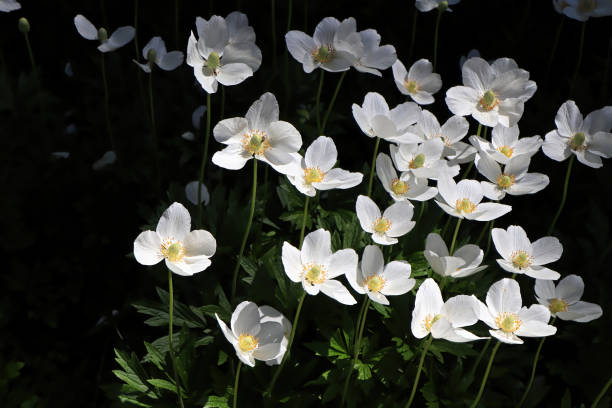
[197,93,212,228]
[417,201,426,223]
[570,21,586,97]
[321,71,347,134]
[271,0,277,73]
[266,292,307,396]
[353,298,368,350]
[547,155,574,235]
[367,137,381,197]
[484,220,495,258]
[545,15,565,79]
[449,218,462,255]
[440,216,452,240]
[341,297,370,406]
[315,70,324,133]
[470,341,501,408]
[470,338,491,378]
[233,361,242,408]
[23,32,36,74]
[133,0,140,57]
[405,336,433,408]
[461,162,474,180]
[433,9,442,71]
[303,0,308,31]
[298,196,310,248]
[231,158,258,301]
[592,374,612,408]
[148,71,157,142]
[408,8,418,62]
[100,53,115,151]
[483,126,488,140]
[475,221,490,246]
[167,269,185,408]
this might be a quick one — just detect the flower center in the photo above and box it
[161,240,186,262]
[207,51,221,71]
[455,198,476,214]
[424,314,441,332]
[391,178,409,195]
[404,79,419,94]
[495,312,522,333]
[479,90,499,112]
[237,334,258,352]
[578,0,597,13]
[303,263,327,285]
[409,153,426,169]
[373,217,392,233]
[312,45,335,63]
[364,275,386,292]
[147,49,157,64]
[497,145,514,158]
[304,167,325,185]
[496,173,516,189]
[511,250,533,269]
[242,129,270,155]
[569,131,586,151]
[549,298,569,314]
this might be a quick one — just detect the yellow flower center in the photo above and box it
[304,167,325,185]
[241,129,270,155]
[455,198,476,214]
[404,79,419,94]
[424,314,441,332]
[497,145,514,158]
[496,312,522,333]
[303,263,327,285]
[511,250,533,270]
[237,334,258,352]
[206,51,221,72]
[479,90,499,112]
[391,178,409,195]
[496,173,516,189]
[364,275,386,292]
[409,153,426,169]
[312,45,335,63]
[569,131,586,151]
[373,217,392,233]
[161,240,186,262]
[578,0,597,13]
[549,298,569,314]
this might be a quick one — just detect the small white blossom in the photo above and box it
[0,0,20,12]
[424,233,487,278]
[134,36,184,73]
[376,153,438,202]
[435,177,512,221]
[558,0,612,21]
[74,14,135,52]
[535,275,603,322]
[392,59,442,105]
[415,0,461,12]
[356,195,415,245]
[390,139,460,180]
[470,124,543,165]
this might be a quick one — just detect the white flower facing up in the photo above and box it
[282,229,357,305]
[491,225,562,280]
[445,57,537,127]
[287,136,363,196]
[185,181,210,205]
[469,124,543,165]
[351,28,397,76]
[376,153,438,202]
[346,245,415,305]
[558,0,612,21]
[474,151,549,200]
[352,92,422,143]
[356,195,415,245]
[134,36,184,73]
[74,15,135,53]
[133,202,216,276]
[424,233,487,278]
[411,278,485,342]
[415,0,461,12]
[258,306,292,366]
[435,177,512,221]
[390,139,460,181]
[216,301,286,367]
[477,278,557,344]
[535,275,603,322]
[542,100,612,168]
[392,59,442,105]
[0,0,20,12]
[211,92,302,171]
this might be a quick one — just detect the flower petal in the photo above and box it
[531,237,562,265]
[327,248,358,279]
[134,230,163,265]
[486,278,521,316]
[301,229,332,265]
[319,280,357,305]
[305,136,337,171]
[282,242,303,283]
[156,202,191,241]
[356,195,381,233]
[183,229,216,258]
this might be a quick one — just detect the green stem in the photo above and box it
[233,361,242,408]
[367,137,381,197]
[433,9,442,71]
[547,155,574,235]
[546,15,564,79]
[167,269,185,408]
[353,298,368,350]
[440,216,452,240]
[570,21,586,97]
[100,53,115,151]
[483,126,488,140]
[475,221,490,246]
[405,336,433,408]
[24,32,36,74]
[470,338,491,378]
[133,0,140,57]
[476,123,482,137]
[592,374,612,408]
[417,201,426,223]
[449,218,462,255]
[271,0,277,73]
[341,297,370,406]
[470,341,501,408]
[231,158,258,301]
[148,71,161,192]
[197,92,212,228]
[484,220,495,258]
[299,196,310,248]
[408,8,418,62]
[321,71,346,134]
[315,70,324,133]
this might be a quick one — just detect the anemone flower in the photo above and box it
[356,195,415,245]
[534,275,603,322]
[74,14,135,52]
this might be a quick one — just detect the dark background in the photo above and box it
[1,0,611,407]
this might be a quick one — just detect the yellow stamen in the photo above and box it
[511,250,533,270]
[161,240,186,262]
[312,45,335,63]
[455,198,476,214]
[241,129,270,156]
[303,263,327,285]
[497,145,514,158]
[549,298,569,314]
[238,334,258,352]
[304,167,325,185]
[424,314,441,332]
[373,217,391,233]
[496,173,516,189]
[479,90,499,112]
[404,79,419,94]
[569,131,586,151]
[391,178,409,195]
[364,275,386,293]
[496,312,522,333]
[409,153,426,169]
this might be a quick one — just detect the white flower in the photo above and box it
[0,0,20,12]
[92,150,117,170]
[134,36,184,73]
[287,136,362,196]
[390,139,460,181]
[351,29,396,76]
[445,57,536,127]
[211,92,302,170]
[491,225,562,280]
[469,124,543,165]
[352,92,422,143]
[476,278,557,344]
[542,100,612,168]
[355,195,415,245]
[346,245,415,305]
[424,233,487,278]
[560,0,612,21]
[535,275,603,322]
[392,59,442,105]
[475,151,549,200]
[459,49,480,70]
[376,153,438,202]
[74,15,135,53]
[216,301,286,367]
[133,202,216,276]
[282,229,357,305]
[285,17,362,73]
[435,177,512,221]
[415,0,461,12]
[552,0,569,14]
[258,306,292,366]
[185,181,210,205]
[411,278,485,342]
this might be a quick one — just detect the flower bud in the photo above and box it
[438,1,449,12]
[98,27,108,42]
[18,17,30,33]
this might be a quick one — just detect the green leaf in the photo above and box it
[143,341,165,371]
[112,370,149,393]
[203,395,230,408]
[561,388,571,408]
[117,395,153,407]
[147,378,183,394]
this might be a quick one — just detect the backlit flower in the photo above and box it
[535,274,603,322]
[376,153,438,202]
[392,59,442,105]
[469,124,543,165]
[390,139,460,180]
[435,177,512,221]
[424,232,487,278]
[74,14,135,53]
[560,0,612,21]
[134,36,184,73]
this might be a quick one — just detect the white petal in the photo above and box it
[319,280,357,305]
[486,278,521,316]
[507,225,532,254]
[542,131,571,162]
[282,242,303,283]
[216,314,238,345]
[285,31,316,63]
[217,63,253,86]
[246,92,279,130]
[475,151,501,183]
[367,291,390,305]
[231,301,260,336]
[305,136,337,172]
[314,168,363,190]
[555,100,583,137]
[102,26,135,52]
[211,144,251,170]
[213,117,249,144]
[411,279,443,338]
[301,229,332,265]
[313,17,340,45]
[156,202,191,241]
[185,181,210,205]
[441,295,479,327]
[74,15,98,40]
[456,179,483,204]
[361,245,385,277]
[133,230,163,265]
[380,261,414,295]
[445,86,480,117]
[490,329,523,344]
[492,227,512,260]
[384,201,415,237]
[327,249,358,279]
[355,195,381,233]
[531,237,562,265]
[426,233,449,257]
[559,301,603,323]
[222,42,262,72]
[468,202,512,221]
[158,51,184,71]
[183,229,216,258]
[555,274,584,304]
[267,121,302,153]
[462,57,494,92]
